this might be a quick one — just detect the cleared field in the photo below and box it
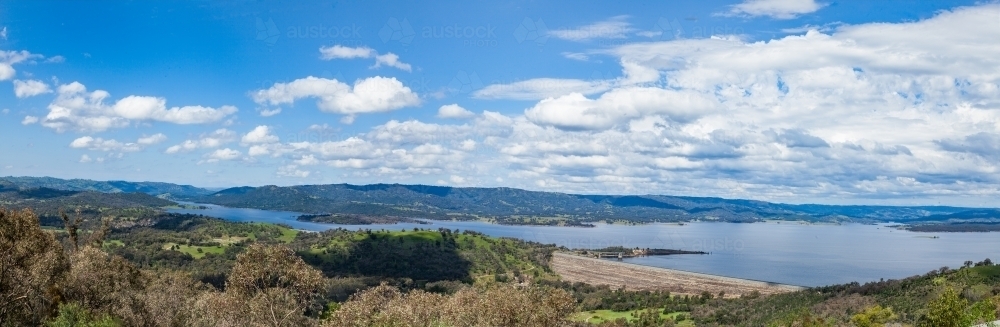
[551,252,804,297]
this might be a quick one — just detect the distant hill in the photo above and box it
[910,209,1000,222]
[195,183,981,223]
[0,176,213,198]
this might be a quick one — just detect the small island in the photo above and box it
[297,213,431,225]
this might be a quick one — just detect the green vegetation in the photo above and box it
[161,243,225,259]
[292,228,560,283]
[688,262,1000,326]
[570,309,694,326]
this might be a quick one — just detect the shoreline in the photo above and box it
[550,252,805,297]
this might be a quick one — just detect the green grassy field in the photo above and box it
[161,243,225,259]
[156,223,298,259]
[569,309,694,325]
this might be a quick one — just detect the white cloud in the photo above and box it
[251,76,420,120]
[724,0,826,19]
[40,82,237,133]
[79,154,92,163]
[548,16,635,41]
[561,52,590,61]
[137,133,167,145]
[248,145,271,156]
[277,164,311,178]
[372,53,412,72]
[295,155,320,166]
[204,148,241,163]
[165,129,235,154]
[472,59,659,101]
[241,125,279,144]
[21,116,38,125]
[319,45,412,71]
[437,104,475,119]
[473,78,613,100]
[113,95,238,124]
[0,50,39,81]
[13,79,52,98]
[69,136,148,152]
[524,88,717,130]
[319,45,375,59]
[636,30,662,38]
[0,27,6,40]
[259,107,281,117]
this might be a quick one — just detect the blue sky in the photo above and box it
[2,0,1000,206]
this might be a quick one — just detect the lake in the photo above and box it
[168,202,1000,287]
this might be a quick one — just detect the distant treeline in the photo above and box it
[906,222,1000,232]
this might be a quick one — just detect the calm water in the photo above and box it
[168,203,1000,287]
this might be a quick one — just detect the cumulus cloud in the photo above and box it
[250,76,420,122]
[723,0,826,19]
[165,129,236,154]
[69,134,165,152]
[203,148,241,163]
[437,104,475,119]
[319,45,412,71]
[319,45,375,59]
[40,82,237,133]
[548,16,635,41]
[524,88,717,130]
[473,78,613,101]
[13,79,52,98]
[277,164,311,178]
[0,50,41,81]
[372,53,412,72]
[21,116,38,125]
[137,133,168,145]
[472,59,659,100]
[241,125,280,144]
[936,132,1000,160]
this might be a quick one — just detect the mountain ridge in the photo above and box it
[6,176,996,223]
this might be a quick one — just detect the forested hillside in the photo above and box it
[0,176,212,198]
[195,183,983,223]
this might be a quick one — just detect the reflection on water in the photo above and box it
[168,202,1000,287]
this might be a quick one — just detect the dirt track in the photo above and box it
[550,252,805,297]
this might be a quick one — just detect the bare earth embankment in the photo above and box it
[550,252,804,298]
